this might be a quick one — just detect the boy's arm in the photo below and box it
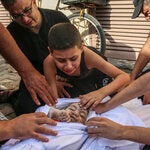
[43,55,58,98]
[80,47,130,109]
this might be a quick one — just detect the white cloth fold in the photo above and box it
[1,97,145,150]
[123,97,150,127]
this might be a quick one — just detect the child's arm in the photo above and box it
[43,54,58,98]
[79,47,130,109]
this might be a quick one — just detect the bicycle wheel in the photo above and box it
[68,12,106,55]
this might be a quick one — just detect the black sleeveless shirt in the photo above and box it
[56,48,113,98]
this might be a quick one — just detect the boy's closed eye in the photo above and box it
[55,56,78,63]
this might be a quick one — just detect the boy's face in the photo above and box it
[52,46,83,76]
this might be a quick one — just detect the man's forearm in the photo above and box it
[0,113,13,141]
[0,121,14,141]
[0,23,36,78]
[131,52,150,80]
[104,72,150,112]
[122,126,150,144]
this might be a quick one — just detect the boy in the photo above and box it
[43,22,130,111]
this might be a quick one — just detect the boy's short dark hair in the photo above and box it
[48,22,82,52]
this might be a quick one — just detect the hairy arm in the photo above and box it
[0,23,33,76]
[0,23,57,106]
[86,117,150,144]
[131,35,150,80]
[0,112,57,142]
[95,72,150,113]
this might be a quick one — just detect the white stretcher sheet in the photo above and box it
[123,97,150,127]
[1,97,146,150]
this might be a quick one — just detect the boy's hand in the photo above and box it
[79,91,104,109]
[56,75,73,98]
[56,81,72,98]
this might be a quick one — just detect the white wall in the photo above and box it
[40,0,57,9]
[37,0,72,16]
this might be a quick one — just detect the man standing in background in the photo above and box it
[0,0,70,115]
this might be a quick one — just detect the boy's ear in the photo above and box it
[48,46,52,53]
[80,43,84,52]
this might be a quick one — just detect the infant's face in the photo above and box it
[66,103,88,124]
